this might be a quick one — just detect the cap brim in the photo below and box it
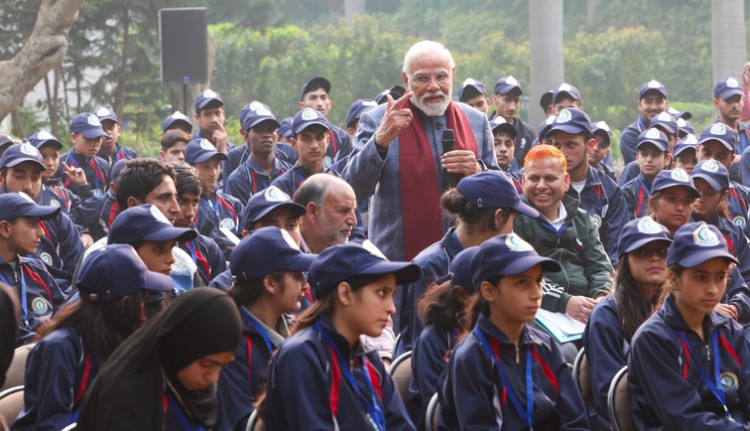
[553,91,578,103]
[360,261,421,286]
[294,120,330,135]
[678,250,738,268]
[622,238,671,255]
[673,146,696,157]
[512,201,540,218]
[38,140,63,150]
[699,137,734,151]
[164,119,192,131]
[284,252,317,272]
[23,205,61,220]
[143,226,197,242]
[80,129,108,139]
[547,124,588,137]
[636,140,668,152]
[719,89,744,100]
[247,118,281,131]
[656,184,701,199]
[640,89,667,99]
[498,255,561,276]
[692,173,724,191]
[3,157,45,170]
[196,98,224,110]
[249,202,306,225]
[192,152,228,164]
[143,271,174,293]
[491,123,517,137]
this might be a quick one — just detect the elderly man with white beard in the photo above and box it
[343,40,498,263]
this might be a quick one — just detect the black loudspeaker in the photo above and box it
[159,8,208,84]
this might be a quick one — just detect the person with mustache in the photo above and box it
[620,80,670,166]
[343,40,498,262]
[491,76,536,167]
[713,77,750,183]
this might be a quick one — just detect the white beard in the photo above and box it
[411,89,451,117]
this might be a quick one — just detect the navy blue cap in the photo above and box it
[638,80,667,99]
[0,134,17,152]
[70,113,108,139]
[194,89,224,111]
[676,118,695,136]
[345,99,378,128]
[539,90,554,112]
[240,185,306,230]
[617,217,671,257]
[277,117,293,139]
[0,142,44,170]
[108,204,197,245]
[458,78,487,101]
[592,121,612,145]
[537,115,556,139]
[0,192,59,221]
[673,134,698,157]
[161,111,192,132]
[77,244,173,302]
[546,108,592,137]
[456,171,539,218]
[699,122,737,152]
[27,131,62,151]
[110,158,130,183]
[299,77,331,101]
[490,116,518,137]
[648,111,677,135]
[308,240,420,296]
[692,159,729,192]
[713,76,743,100]
[448,246,480,291]
[651,168,700,198]
[636,128,669,152]
[184,139,228,165]
[493,76,522,95]
[239,101,280,132]
[552,83,581,103]
[292,108,330,135]
[374,85,406,105]
[231,226,315,282]
[667,222,738,267]
[471,233,560,286]
[668,106,692,121]
[95,107,119,124]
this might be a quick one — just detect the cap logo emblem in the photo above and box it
[676,118,686,127]
[545,115,556,125]
[220,218,236,230]
[149,205,171,225]
[171,111,188,120]
[199,139,215,151]
[87,115,101,126]
[647,80,662,89]
[20,142,39,156]
[693,224,720,247]
[683,134,697,145]
[733,215,747,228]
[202,89,218,98]
[256,106,272,116]
[670,168,690,182]
[95,107,111,116]
[463,78,477,86]
[18,191,35,203]
[595,121,610,132]
[363,100,378,107]
[645,128,661,139]
[505,233,534,252]
[264,186,290,202]
[559,83,572,92]
[656,112,671,121]
[31,297,51,315]
[49,199,60,208]
[556,109,572,123]
[362,240,387,259]
[710,123,727,135]
[491,117,507,126]
[505,76,519,86]
[726,77,739,88]
[702,160,720,173]
[40,252,53,265]
[301,108,318,120]
[280,229,300,250]
[36,131,55,140]
[249,101,261,111]
[637,217,662,234]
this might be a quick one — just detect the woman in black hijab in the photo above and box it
[76,288,242,431]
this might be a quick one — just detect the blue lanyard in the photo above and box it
[473,326,534,430]
[637,176,652,199]
[186,240,197,266]
[201,196,219,219]
[0,268,28,328]
[166,390,206,431]
[678,330,733,421]
[239,307,274,353]
[314,322,385,431]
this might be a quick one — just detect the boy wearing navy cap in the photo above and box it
[621,128,672,219]
[713,77,750,156]
[171,162,226,285]
[277,117,293,144]
[184,139,243,258]
[159,129,190,163]
[94,107,137,166]
[161,111,192,135]
[552,82,583,113]
[490,116,520,176]
[0,143,84,289]
[224,102,293,206]
[299,76,352,162]
[457,78,490,115]
[589,120,617,181]
[547,108,628,266]
[192,89,233,155]
[0,192,66,344]
[60,112,111,197]
[491,75,536,167]
[345,99,378,140]
[673,133,699,174]
[619,111,680,186]
[619,80,669,165]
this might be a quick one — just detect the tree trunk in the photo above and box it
[345,0,365,26]
[529,0,564,128]
[0,0,85,122]
[113,4,130,120]
[711,0,746,85]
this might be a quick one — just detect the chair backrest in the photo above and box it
[1,343,35,392]
[608,366,635,431]
[572,347,594,408]
[386,350,413,403]
[424,392,440,431]
[0,385,24,426]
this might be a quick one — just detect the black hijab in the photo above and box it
[0,283,19,388]
[76,288,242,431]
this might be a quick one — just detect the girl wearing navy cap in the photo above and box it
[214,227,315,430]
[12,245,173,431]
[582,217,671,430]
[629,222,750,429]
[76,288,242,431]
[647,168,700,235]
[262,240,420,430]
[440,233,589,430]
[405,246,481,428]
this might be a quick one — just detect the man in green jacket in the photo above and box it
[514,144,613,323]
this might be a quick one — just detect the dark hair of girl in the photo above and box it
[441,188,513,232]
[464,275,502,329]
[657,263,686,308]
[228,271,285,306]
[36,290,148,365]
[613,257,665,343]
[417,279,472,330]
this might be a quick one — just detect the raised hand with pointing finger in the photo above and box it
[62,161,88,187]
[374,91,413,148]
